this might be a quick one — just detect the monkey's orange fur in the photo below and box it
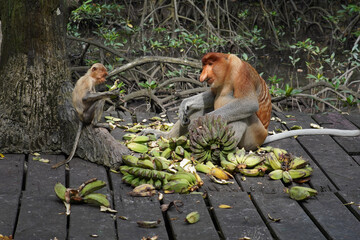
[200,53,271,130]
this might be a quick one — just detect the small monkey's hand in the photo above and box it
[178,101,191,127]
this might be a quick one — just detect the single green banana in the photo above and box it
[289,157,308,169]
[238,168,260,177]
[127,142,148,153]
[282,170,292,183]
[79,180,106,197]
[288,169,307,179]
[244,154,263,168]
[137,159,155,170]
[267,152,282,170]
[132,135,150,143]
[168,172,197,184]
[54,182,66,202]
[161,148,172,158]
[268,169,283,180]
[83,193,110,207]
[122,155,139,167]
[163,179,191,193]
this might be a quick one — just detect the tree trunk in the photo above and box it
[0,0,128,168]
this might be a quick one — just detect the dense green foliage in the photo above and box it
[66,0,360,112]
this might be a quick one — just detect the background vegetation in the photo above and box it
[66,0,360,113]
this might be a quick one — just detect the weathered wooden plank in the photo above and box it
[164,193,220,240]
[345,114,360,128]
[336,190,360,220]
[111,172,169,240]
[0,194,19,236]
[14,155,66,240]
[68,158,116,240]
[280,112,360,191]
[313,112,360,154]
[14,195,67,240]
[0,154,24,194]
[301,192,360,240]
[0,154,24,235]
[251,193,326,240]
[353,155,360,165]
[208,191,273,240]
[272,112,337,192]
[25,154,65,194]
[236,174,285,194]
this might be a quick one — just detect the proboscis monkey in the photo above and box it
[142,53,360,149]
[52,63,119,168]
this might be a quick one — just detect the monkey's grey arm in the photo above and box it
[179,90,215,125]
[83,89,119,103]
[208,97,259,123]
[263,129,360,144]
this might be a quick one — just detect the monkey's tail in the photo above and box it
[263,129,360,144]
[52,122,83,169]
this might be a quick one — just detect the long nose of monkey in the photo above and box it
[199,72,207,82]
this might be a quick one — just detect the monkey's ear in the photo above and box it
[92,67,97,72]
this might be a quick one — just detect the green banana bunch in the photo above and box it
[189,115,237,165]
[285,186,317,201]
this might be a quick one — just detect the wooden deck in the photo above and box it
[1,111,359,240]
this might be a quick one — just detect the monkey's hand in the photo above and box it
[178,90,214,126]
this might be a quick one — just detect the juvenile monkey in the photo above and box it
[143,53,360,149]
[52,63,118,168]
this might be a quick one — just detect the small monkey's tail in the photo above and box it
[263,128,360,144]
[52,122,83,169]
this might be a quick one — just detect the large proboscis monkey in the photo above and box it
[52,63,119,169]
[142,52,360,149]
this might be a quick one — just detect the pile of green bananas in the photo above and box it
[54,178,110,207]
[219,147,266,176]
[124,134,192,160]
[120,155,173,189]
[163,171,202,194]
[189,115,237,164]
[259,147,313,183]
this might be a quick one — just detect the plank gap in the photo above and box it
[248,193,279,240]
[203,193,225,239]
[106,168,119,240]
[294,139,341,192]
[297,201,332,239]
[335,192,360,222]
[162,201,175,240]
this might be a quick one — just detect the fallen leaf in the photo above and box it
[268,213,281,222]
[100,206,117,213]
[137,220,161,228]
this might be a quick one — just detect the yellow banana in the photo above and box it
[210,167,233,180]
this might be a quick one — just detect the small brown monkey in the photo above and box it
[52,63,118,168]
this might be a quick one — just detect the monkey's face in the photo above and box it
[200,53,228,88]
[91,65,108,85]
